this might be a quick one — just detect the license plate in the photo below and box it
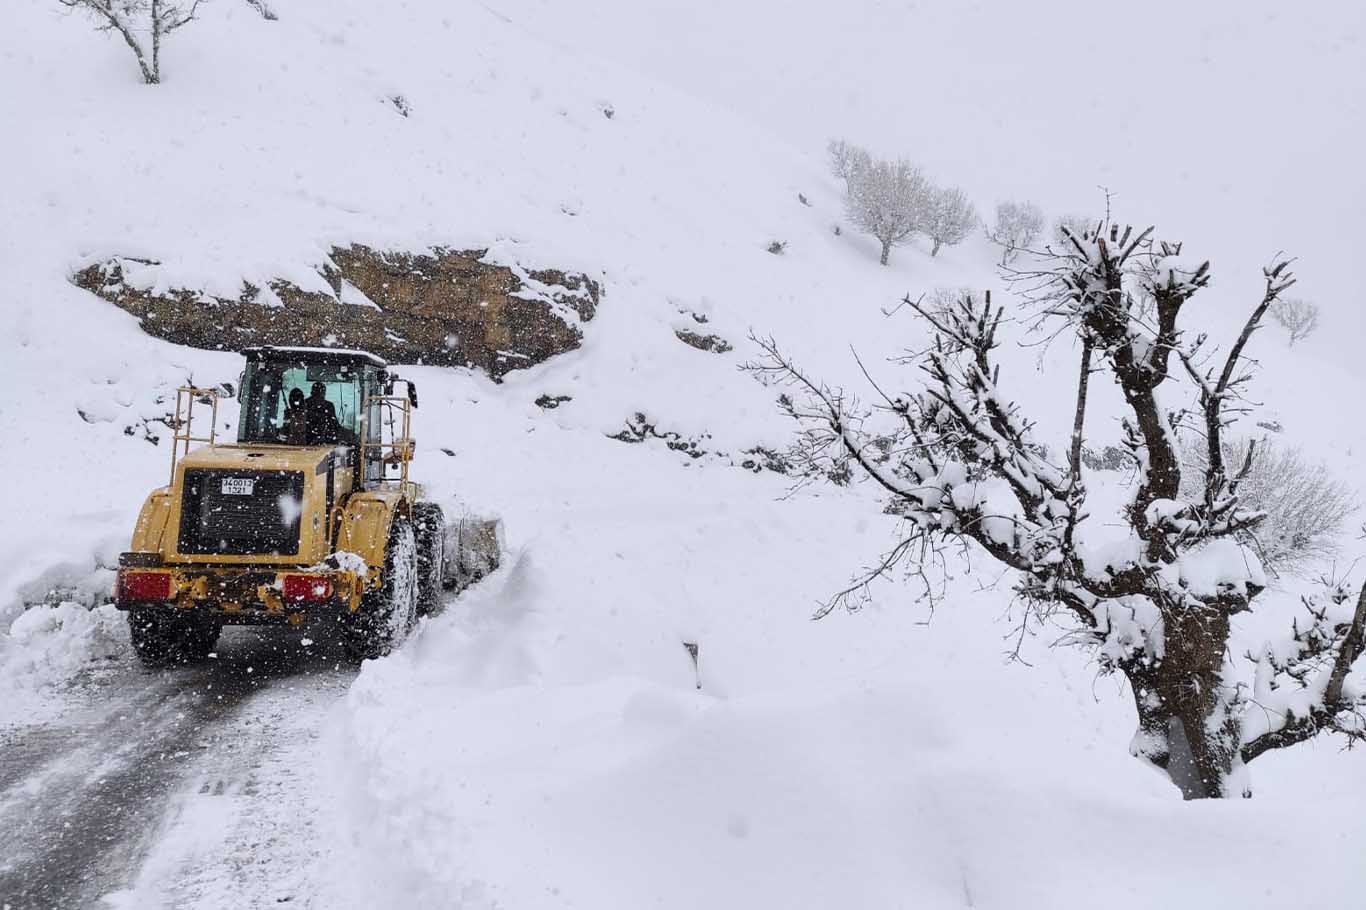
[221,478,255,496]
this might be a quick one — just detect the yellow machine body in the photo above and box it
[125,447,414,618]
[117,347,423,625]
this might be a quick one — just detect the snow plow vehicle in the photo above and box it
[114,346,498,665]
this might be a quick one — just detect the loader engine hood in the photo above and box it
[166,444,350,565]
[178,443,339,474]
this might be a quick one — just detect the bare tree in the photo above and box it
[827,139,870,192]
[923,286,974,315]
[843,157,932,267]
[750,220,1366,799]
[829,140,975,264]
[56,0,203,84]
[924,186,978,257]
[1182,436,1357,576]
[987,200,1044,266]
[1268,297,1320,346]
[1050,214,1092,252]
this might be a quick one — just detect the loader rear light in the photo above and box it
[117,571,174,602]
[282,574,334,603]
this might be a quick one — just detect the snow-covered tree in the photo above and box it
[828,140,973,264]
[987,200,1044,265]
[751,219,1366,799]
[827,139,870,192]
[57,0,202,84]
[924,186,978,257]
[1268,297,1320,346]
[1182,436,1356,576]
[1051,214,1092,252]
[843,156,932,266]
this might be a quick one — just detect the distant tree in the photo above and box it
[1182,436,1356,576]
[750,221,1366,800]
[843,157,932,266]
[827,139,871,191]
[1051,214,1092,252]
[1081,444,1134,472]
[57,0,203,84]
[1268,297,1320,346]
[987,200,1044,266]
[924,187,978,257]
[922,286,977,322]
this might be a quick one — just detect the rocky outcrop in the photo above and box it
[73,246,601,379]
[674,328,732,354]
[607,412,789,475]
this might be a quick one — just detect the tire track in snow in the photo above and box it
[0,628,356,910]
[117,649,354,909]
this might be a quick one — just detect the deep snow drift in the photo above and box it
[2,0,1365,907]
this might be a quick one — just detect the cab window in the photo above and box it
[237,361,363,446]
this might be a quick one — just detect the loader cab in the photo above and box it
[236,347,388,477]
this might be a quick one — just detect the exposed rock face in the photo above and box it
[73,246,601,379]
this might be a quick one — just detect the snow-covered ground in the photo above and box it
[2,0,1365,907]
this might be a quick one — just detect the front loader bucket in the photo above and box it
[446,515,503,592]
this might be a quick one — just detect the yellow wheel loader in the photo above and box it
[114,346,496,666]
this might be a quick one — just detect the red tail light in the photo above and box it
[282,574,334,603]
[117,571,174,602]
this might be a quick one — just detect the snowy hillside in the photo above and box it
[2,0,1365,907]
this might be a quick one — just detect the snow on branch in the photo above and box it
[1242,579,1366,762]
[1176,259,1295,538]
[1014,223,1294,567]
[746,293,1097,630]
[1180,436,1356,577]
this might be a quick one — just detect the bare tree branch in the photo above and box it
[56,0,203,83]
[1198,260,1296,514]
[1242,581,1366,763]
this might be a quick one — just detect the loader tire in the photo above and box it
[413,502,447,614]
[340,517,418,661]
[127,608,220,668]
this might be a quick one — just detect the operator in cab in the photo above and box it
[283,388,308,444]
[304,381,341,445]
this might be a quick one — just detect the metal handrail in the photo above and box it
[360,394,414,498]
[169,386,220,484]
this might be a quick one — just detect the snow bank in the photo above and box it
[334,484,1362,908]
[327,364,1366,908]
[0,603,126,696]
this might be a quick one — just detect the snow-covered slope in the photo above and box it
[3,0,1365,907]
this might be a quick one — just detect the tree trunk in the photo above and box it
[1126,605,1240,799]
[150,0,162,84]
[1068,337,1093,486]
[931,239,942,257]
[102,9,156,84]
[879,240,891,266]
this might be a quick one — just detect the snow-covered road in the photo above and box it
[0,627,355,910]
